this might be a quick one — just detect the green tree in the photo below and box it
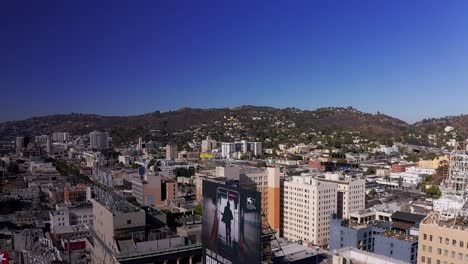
[364,167,376,175]
[425,152,437,160]
[425,185,441,199]
[405,154,420,163]
[131,163,142,169]
[194,204,202,215]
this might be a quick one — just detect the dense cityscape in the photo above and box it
[0,115,467,263]
[3,1,468,264]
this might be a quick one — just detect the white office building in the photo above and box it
[89,130,109,150]
[35,135,50,145]
[249,142,263,156]
[52,132,70,142]
[221,143,236,158]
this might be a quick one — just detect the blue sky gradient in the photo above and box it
[2,0,468,123]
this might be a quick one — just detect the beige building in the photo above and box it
[201,136,217,153]
[165,142,177,160]
[418,212,468,264]
[89,199,147,264]
[131,173,162,207]
[283,175,337,246]
[418,155,449,169]
[307,173,366,219]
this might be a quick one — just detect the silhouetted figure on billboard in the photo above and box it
[221,201,233,246]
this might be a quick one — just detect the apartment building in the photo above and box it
[418,212,468,264]
[283,175,337,246]
[313,173,366,219]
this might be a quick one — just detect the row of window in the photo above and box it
[420,254,468,263]
[422,234,468,249]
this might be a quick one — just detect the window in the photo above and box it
[127,220,132,225]
[421,256,425,263]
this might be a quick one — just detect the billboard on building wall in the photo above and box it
[202,180,262,264]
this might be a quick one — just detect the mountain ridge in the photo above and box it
[1,105,466,147]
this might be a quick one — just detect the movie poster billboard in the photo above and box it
[202,180,262,264]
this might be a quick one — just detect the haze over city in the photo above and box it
[3,0,468,122]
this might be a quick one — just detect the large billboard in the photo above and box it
[202,180,262,264]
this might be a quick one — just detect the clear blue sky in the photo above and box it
[2,0,468,123]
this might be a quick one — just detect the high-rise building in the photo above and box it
[15,137,24,155]
[283,175,337,246]
[89,130,109,150]
[35,135,50,145]
[52,132,70,142]
[165,142,177,160]
[418,211,468,264]
[221,142,236,158]
[315,173,366,219]
[15,136,32,155]
[201,136,217,153]
[249,142,263,156]
[267,167,281,231]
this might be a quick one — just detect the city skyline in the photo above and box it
[3,1,468,123]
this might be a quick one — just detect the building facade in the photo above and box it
[165,142,177,160]
[89,130,109,150]
[418,212,468,264]
[283,175,337,246]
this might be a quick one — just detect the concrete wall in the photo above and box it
[374,234,418,264]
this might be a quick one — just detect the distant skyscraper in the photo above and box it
[166,142,177,160]
[15,137,24,155]
[221,142,236,158]
[52,132,70,142]
[89,130,109,150]
[201,136,217,153]
[35,135,50,145]
[249,142,263,156]
[15,136,32,155]
[137,137,143,150]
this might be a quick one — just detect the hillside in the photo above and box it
[0,105,444,147]
[12,106,468,148]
